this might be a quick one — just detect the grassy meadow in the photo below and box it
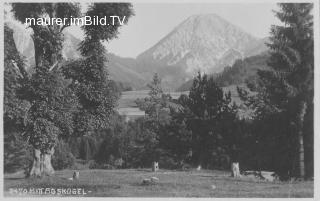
[4,169,313,197]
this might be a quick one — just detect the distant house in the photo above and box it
[117,107,145,122]
[116,90,188,122]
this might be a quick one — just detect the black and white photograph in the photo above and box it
[2,0,319,198]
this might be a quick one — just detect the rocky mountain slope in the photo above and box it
[136,14,267,76]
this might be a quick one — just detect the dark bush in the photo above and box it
[159,155,180,169]
[4,132,33,174]
[88,160,115,169]
[52,140,76,170]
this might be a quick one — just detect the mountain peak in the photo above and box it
[184,13,228,24]
[137,13,262,75]
[185,13,222,20]
[181,13,249,36]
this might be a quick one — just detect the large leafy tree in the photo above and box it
[11,3,81,177]
[10,3,133,177]
[12,3,81,68]
[62,2,134,168]
[63,3,134,137]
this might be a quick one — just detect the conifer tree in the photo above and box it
[239,3,313,178]
[135,73,172,163]
[264,3,313,178]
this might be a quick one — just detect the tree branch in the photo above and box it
[60,24,69,33]
[11,60,28,79]
[49,61,59,71]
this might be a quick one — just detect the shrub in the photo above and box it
[52,140,76,170]
[88,160,115,169]
[4,132,33,174]
[159,155,180,169]
[114,158,124,168]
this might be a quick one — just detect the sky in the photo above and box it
[6,2,281,58]
[100,3,280,58]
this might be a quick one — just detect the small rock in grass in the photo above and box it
[260,171,277,182]
[142,178,152,185]
[150,177,159,182]
[142,177,159,185]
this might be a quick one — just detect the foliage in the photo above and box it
[63,3,134,137]
[177,53,269,91]
[8,3,133,176]
[123,73,242,169]
[215,54,269,87]
[12,3,81,67]
[4,24,32,173]
[21,68,79,151]
[179,72,240,168]
[11,3,81,155]
[238,3,314,179]
[158,111,193,169]
[134,74,172,164]
[94,114,131,167]
[136,73,172,123]
[4,24,29,132]
[4,132,33,173]
[52,140,76,170]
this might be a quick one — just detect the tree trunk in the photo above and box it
[29,147,55,177]
[297,101,307,179]
[29,148,42,177]
[231,162,241,178]
[42,147,55,176]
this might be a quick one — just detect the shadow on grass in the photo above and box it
[198,174,277,184]
[4,177,24,181]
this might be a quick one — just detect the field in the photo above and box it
[4,169,313,197]
[117,90,189,120]
[116,87,243,120]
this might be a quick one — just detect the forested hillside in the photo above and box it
[177,53,269,91]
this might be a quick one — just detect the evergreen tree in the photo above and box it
[238,3,313,179]
[136,73,172,124]
[267,4,313,179]
[182,72,238,168]
[158,109,193,168]
[135,73,172,163]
